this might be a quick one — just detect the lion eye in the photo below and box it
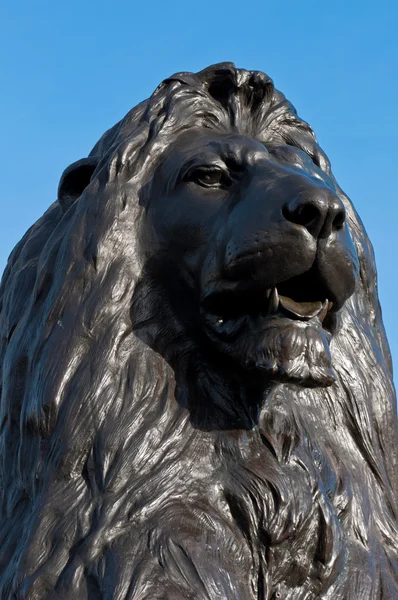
[185,167,228,188]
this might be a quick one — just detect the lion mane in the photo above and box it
[0,63,397,599]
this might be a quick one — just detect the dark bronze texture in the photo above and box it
[0,63,397,599]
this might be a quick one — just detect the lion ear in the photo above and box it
[58,156,99,213]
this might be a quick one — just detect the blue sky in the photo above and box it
[1,1,397,377]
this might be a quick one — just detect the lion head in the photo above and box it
[137,126,358,389]
[0,63,397,599]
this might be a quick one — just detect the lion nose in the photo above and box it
[282,191,346,239]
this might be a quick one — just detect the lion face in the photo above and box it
[146,130,359,387]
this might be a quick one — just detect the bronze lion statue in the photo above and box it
[0,63,397,599]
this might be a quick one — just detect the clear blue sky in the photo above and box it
[1,1,397,379]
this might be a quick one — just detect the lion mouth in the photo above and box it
[200,281,337,386]
[201,284,334,341]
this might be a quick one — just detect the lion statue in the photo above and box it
[0,63,397,599]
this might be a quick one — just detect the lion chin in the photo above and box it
[202,287,336,387]
[242,319,335,387]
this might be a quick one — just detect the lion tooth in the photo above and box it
[269,287,279,313]
[216,317,224,326]
[318,299,329,323]
[265,288,272,299]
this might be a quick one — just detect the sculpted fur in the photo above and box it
[0,63,397,599]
